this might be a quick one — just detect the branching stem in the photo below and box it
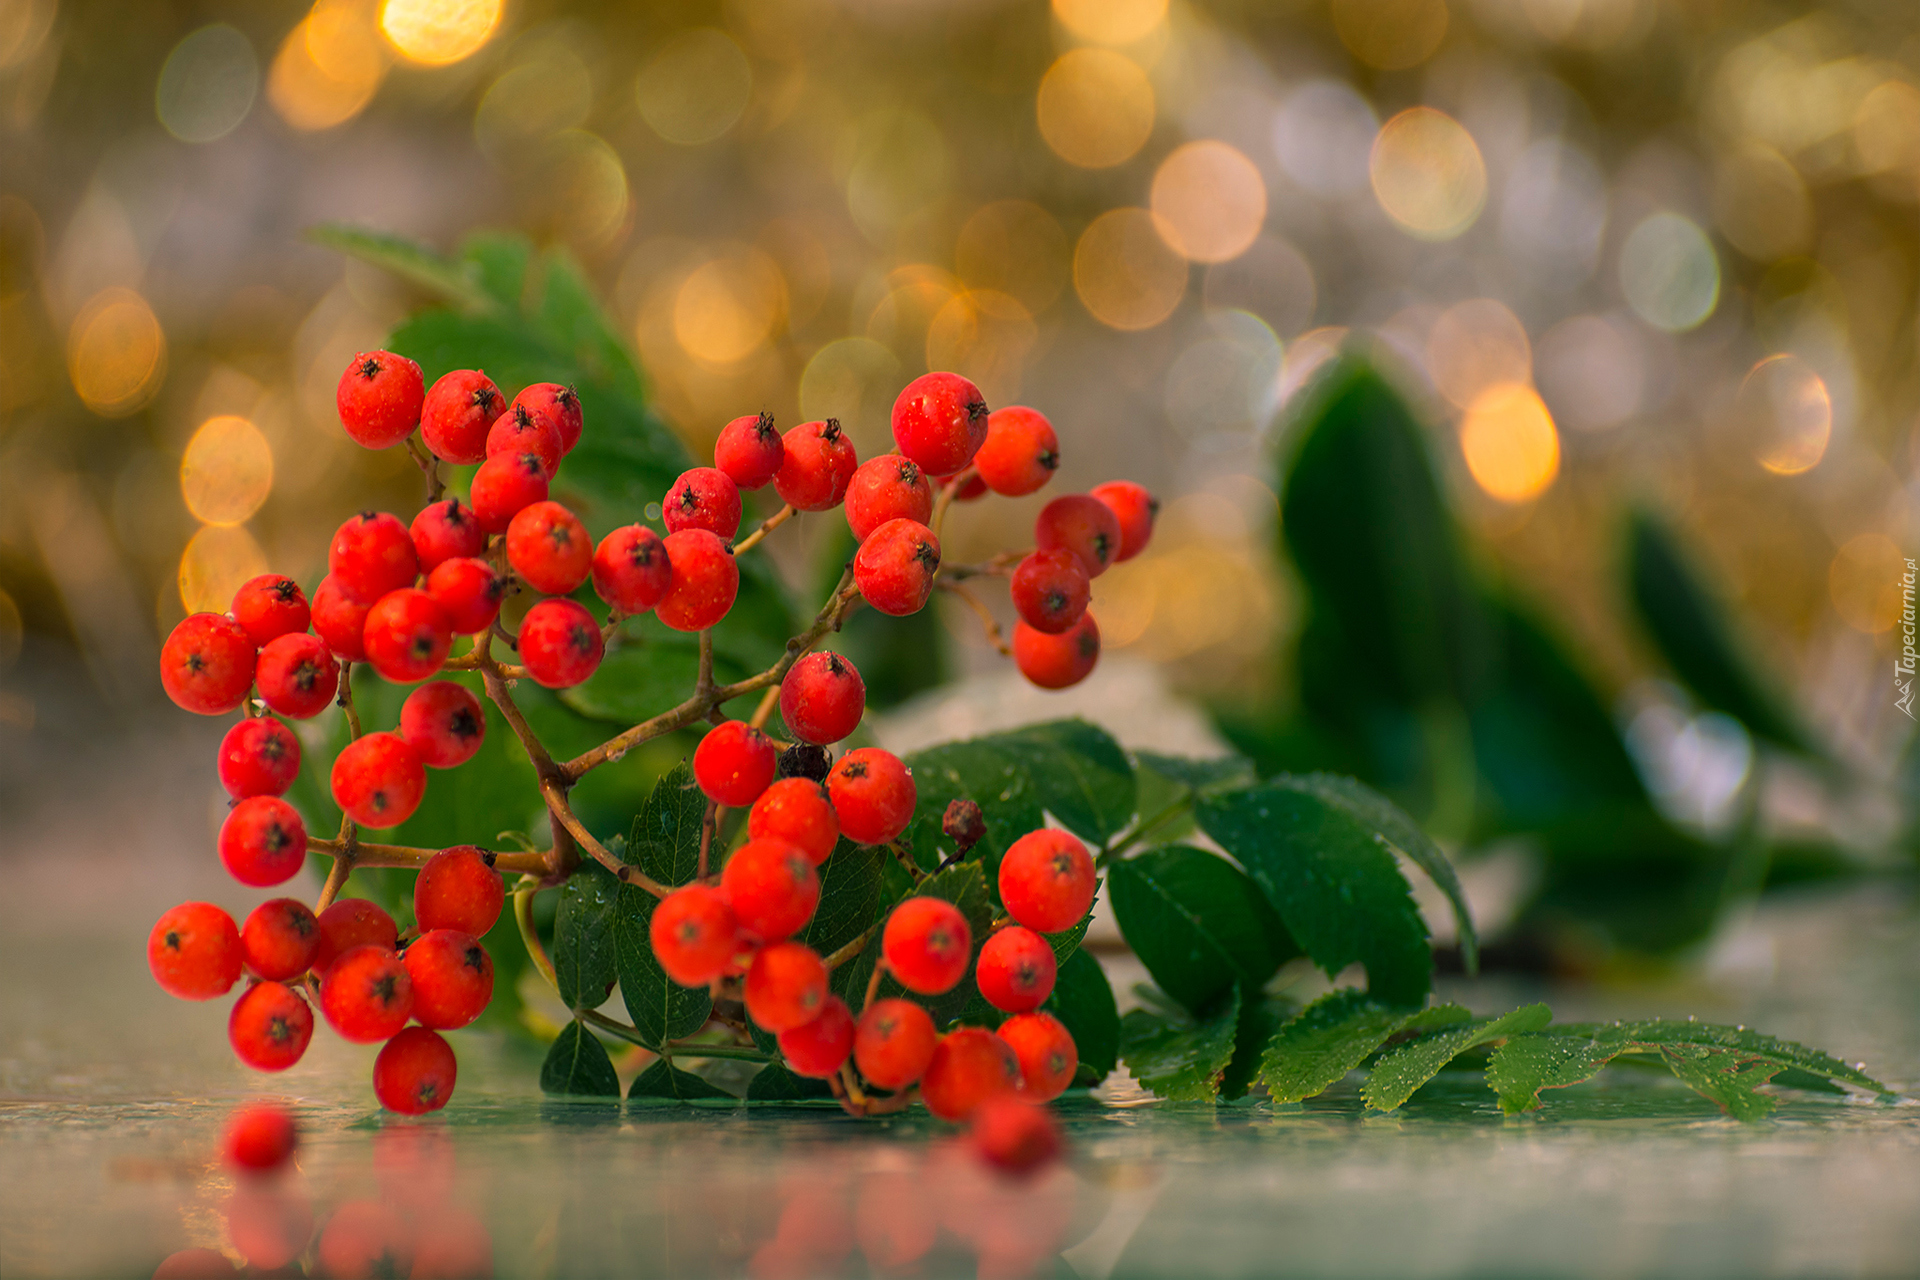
[938,580,1011,656]
[731,504,795,555]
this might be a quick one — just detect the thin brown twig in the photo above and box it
[940,550,1026,581]
[698,798,719,880]
[931,465,976,544]
[514,880,559,994]
[861,961,884,1015]
[822,923,878,970]
[748,684,780,731]
[542,777,671,898]
[307,836,548,875]
[404,434,445,503]
[731,504,795,555]
[938,579,1012,656]
[696,628,715,695]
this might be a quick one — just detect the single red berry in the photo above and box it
[920,1026,1020,1121]
[773,418,858,512]
[373,1026,457,1115]
[256,632,338,719]
[844,455,933,543]
[160,613,255,715]
[975,926,1056,1012]
[410,498,487,571]
[664,466,744,539]
[404,929,494,1030]
[591,525,672,615]
[714,410,783,489]
[313,899,398,974]
[330,731,428,829]
[1034,494,1122,579]
[650,883,739,987]
[655,529,739,632]
[743,940,829,1032]
[826,747,916,845]
[217,715,301,799]
[998,829,1096,933]
[425,557,504,635]
[229,980,314,1072]
[882,896,973,995]
[1013,611,1100,690]
[779,650,866,746]
[329,512,419,604]
[891,371,989,476]
[223,1102,300,1173]
[974,406,1059,497]
[414,846,504,936]
[485,401,562,473]
[853,997,938,1090]
[219,795,308,887]
[312,575,371,661]
[505,499,592,595]
[400,681,486,768]
[518,597,604,688]
[969,1095,1062,1175]
[853,518,941,616]
[511,382,583,455]
[748,778,839,866]
[720,837,821,942]
[321,944,414,1043]
[693,719,777,807]
[241,898,320,980]
[1009,549,1090,635]
[316,1198,412,1278]
[230,574,311,647]
[997,1011,1079,1100]
[148,902,242,1000]
[419,369,503,464]
[469,450,550,533]
[362,588,453,684]
[1090,480,1158,562]
[778,993,855,1078]
[337,350,424,450]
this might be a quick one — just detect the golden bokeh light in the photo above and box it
[180,415,274,526]
[1460,382,1559,503]
[1051,0,1167,45]
[1854,80,1920,191]
[673,249,787,366]
[1427,298,1531,409]
[844,110,950,241]
[1150,140,1266,264]
[1738,354,1831,476]
[1277,326,1351,409]
[1073,208,1188,331]
[1713,144,1811,261]
[955,200,1069,314]
[268,1,386,133]
[1331,0,1448,71]
[1369,107,1486,242]
[1619,212,1719,332]
[67,287,165,417]
[1036,49,1154,170]
[1829,533,1904,633]
[0,0,56,71]
[178,523,269,615]
[925,290,1038,408]
[635,28,753,146]
[865,264,962,353]
[475,44,591,157]
[378,0,499,66]
[530,131,631,250]
[798,336,900,449]
[1089,492,1279,662]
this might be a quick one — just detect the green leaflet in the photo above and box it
[561,631,754,725]
[1132,751,1256,793]
[1656,1045,1785,1122]
[800,841,890,961]
[308,224,496,312]
[1485,1034,1624,1114]
[746,1062,834,1102]
[1222,988,1296,1102]
[539,1021,621,1097]
[1257,991,1466,1104]
[1120,987,1241,1102]
[1046,948,1119,1086]
[552,861,621,1011]
[1107,845,1299,1016]
[629,1060,733,1104]
[1362,1004,1553,1111]
[612,765,712,1048]
[1568,1020,1890,1093]
[830,860,995,1027]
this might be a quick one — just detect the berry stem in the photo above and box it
[938,580,1012,657]
[930,465,976,543]
[886,840,928,883]
[730,503,795,555]
[403,434,445,503]
[940,550,1026,581]
[697,798,719,880]
[821,922,878,970]
[696,628,715,695]
[1098,793,1196,866]
[660,1040,770,1064]
[513,879,559,994]
[860,961,884,1015]
[748,684,780,731]
[540,777,671,898]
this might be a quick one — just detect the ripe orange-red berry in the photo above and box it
[997,829,1096,933]
[656,529,739,632]
[223,1102,299,1174]
[149,902,242,1000]
[853,518,941,616]
[414,846,504,936]
[470,450,550,533]
[362,588,453,684]
[410,497,488,571]
[650,884,739,986]
[844,455,932,542]
[778,994,855,1077]
[403,929,493,1030]
[256,632,338,719]
[744,941,829,1032]
[241,898,320,981]
[506,500,593,595]
[1009,549,1090,635]
[721,837,821,942]
[229,980,314,1071]
[1012,611,1100,690]
[425,556,503,636]
[419,369,503,464]
[591,525,672,615]
[748,778,839,865]
[774,418,858,511]
[321,944,413,1043]
[511,382,583,454]
[230,574,310,647]
[329,512,419,604]
[891,371,988,476]
[714,410,783,490]
[485,402,562,473]
[973,406,1059,497]
[1089,480,1158,561]
[779,650,866,746]
[160,613,256,715]
[312,576,371,661]
[997,1011,1078,1100]
[330,731,427,829]
[693,719,777,807]
[920,1026,1020,1121]
[219,796,308,887]
[337,350,424,450]
[400,680,486,768]
[826,747,916,845]
[518,598,604,688]
[975,925,1056,1013]
[853,997,937,1090]
[882,896,973,994]
[312,899,397,974]
[1034,494,1121,579]
[374,1026,457,1115]
[664,466,743,540]
[218,715,301,799]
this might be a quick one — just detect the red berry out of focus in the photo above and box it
[223,1103,299,1174]
[420,369,503,464]
[511,382,583,455]
[844,455,932,542]
[321,944,414,1043]
[374,1026,458,1115]
[714,410,783,490]
[229,980,315,1072]
[230,574,310,647]
[404,929,494,1030]
[650,883,739,987]
[312,576,372,661]
[240,898,320,981]
[826,747,916,846]
[329,512,419,604]
[773,418,858,512]
[664,466,744,540]
[410,497,488,571]
[219,795,308,887]
[425,557,504,636]
[362,587,453,684]
[720,837,821,943]
[882,896,973,995]
[969,1095,1062,1176]
[312,899,397,975]
[973,406,1059,497]
[485,402,562,473]
[400,680,486,768]
[693,719,777,807]
[469,450,550,533]
[414,846,505,936]
[1012,611,1100,690]
[975,925,1056,1013]
[330,731,428,829]
[518,597,604,688]
[891,371,989,477]
[748,778,839,865]
[778,650,866,746]
[591,524,672,615]
[256,632,338,719]
[778,994,855,1077]
[160,613,256,715]
[1034,494,1122,579]
[1009,549,1090,635]
[744,940,829,1032]
[1090,479,1158,562]
[149,902,242,1000]
[655,528,739,632]
[337,351,424,450]
[920,1026,1020,1121]
[997,1011,1079,1100]
[505,499,593,595]
[217,716,301,800]
[854,997,938,1090]
[997,829,1097,933]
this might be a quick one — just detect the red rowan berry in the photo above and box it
[844,455,932,543]
[404,929,493,1030]
[664,466,744,540]
[218,716,301,799]
[1009,549,1090,635]
[518,597,604,688]
[362,588,453,684]
[882,896,972,995]
[322,944,413,1043]
[256,632,338,719]
[317,1198,412,1278]
[414,846,504,937]
[650,883,739,987]
[373,1026,457,1115]
[223,1102,299,1173]
[721,837,821,942]
[400,681,486,768]
[485,402,562,473]
[743,940,829,1032]
[853,518,940,616]
[779,650,866,746]
[714,410,783,489]
[470,450,550,533]
[219,796,308,887]
[331,731,427,829]
[854,997,938,1090]
[1012,611,1100,690]
[974,406,1059,497]
[975,926,1055,1012]
[230,575,311,647]
[773,418,858,511]
[891,371,989,476]
[969,1095,1061,1175]
[748,778,839,866]
[693,719,777,807]
[149,902,242,1000]
[329,512,419,604]
[778,994,855,1078]
[229,980,314,1072]
[337,350,424,450]
[937,469,988,502]
[410,498,487,571]
[160,613,256,715]
[1090,480,1158,561]
[313,899,397,974]
[241,898,320,980]
[1034,494,1121,579]
[153,1247,238,1278]
[420,369,503,464]
[591,524,671,615]
[656,529,739,632]
[506,499,592,595]
[511,382,583,455]
[998,829,1095,933]
[826,747,916,845]
[997,1011,1078,1100]
[920,1026,1019,1121]
[312,575,371,661]
[425,556,503,635]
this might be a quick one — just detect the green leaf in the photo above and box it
[1133,751,1256,793]
[627,761,707,884]
[308,224,495,311]
[561,628,753,725]
[629,1059,734,1104]
[1362,1003,1553,1111]
[1119,987,1241,1101]
[458,231,531,307]
[746,1062,835,1102]
[552,861,621,1011]
[539,1021,621,1097]
[1221,987,1297,1102]
[1571,1020,1890,1095]
[1106,845,1299,1016]
[1045,948,1118,1086]
[1001,720,1137,844]
[609,764,713,1047]
[1485,1034,1625,1114]
[1257,990,1461,1104]
[800,841,889,961]
[1656,1044,1785,1121]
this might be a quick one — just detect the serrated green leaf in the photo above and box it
[627,761,707,885]
[746,1061,835,1102]
[1363,1004,1552,1111]
[1567,1020,1891,1094]
[1045,948,1118,1086]
[1107,845,1300,1016]
[629,1059,734,1104]
[561,629,753,724]
[539,1021,621,1097]
[309,224,495,311]
[1047,894,1096,964]
[1256,990,1457,1104]
[1133,751,1256,793]
[801,840,889,960]
[459,232,531,307]
[1656,1044,1784,1121]
[613,878,709,1050]
[1221,987,1297,1102]
[552,861,621,1011]
[1485,1034,1624,1114]
[1120,987,1240,1101]
[1001,720,1136,843]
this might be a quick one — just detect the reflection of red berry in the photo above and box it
[518,598,604,689]
[362,588,453,684]
[470,451,550,533]
[656,529,739,632]
[219,796,308,887]
[312,576,371,661]
[229,980,314,1071]
[1090,480,1158,561]
[317,1199,412,1278]
[329,512,419,603]
[410,498,487,571]
[512,382,583,454]
[721,838,820,942]
[404,930,493,1030]
[748,778,839,866]
[664,466,743,540]
[996,1011,1078,1100]
[400,681,486,768]
[779,650,866,746]
[1009,549,1090,635]
[230,574,311,647]
[336,350,424,450]
[975,926,1056,1012]
[779,994,855,1077]
[312,899,397,974]
[330,731,427,829]
[1012,611,1100,691]
[160,613,256,715]
[1034,494,1121,579]
[218,716,301,799]
[969,1094,1061,1175]
[374,1027,458,1115]
[409,1205,494,1279]
[891,371,989,476]
[744,940,828,1032]
[774,418,858,511]
[223,1102,299,1173]
[714,410,783,489]
[997,829,1096,933]
[485,402,562,473]
[149,902,242,1000]
[694,719,777,807]
[844,455,932,542]
[154,1247,239,1278]
[883,896,973,995]
[256,632,338,719]
[650,884,739,987]
[826,747,916,846]
[224,1182,314,1271]
[974,406,1059,497]
[420,369,503,465]
[920,1026,1019,1121]
[241,898,320,980]
[414,846,504,937]
[853,518,941,616]
[506,500,592,595]
[425,557,503,636]
[854,997,937,1090]
[591,525,672,615]
[321,944,413,1043]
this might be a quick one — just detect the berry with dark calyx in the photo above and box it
[374,1026,457,1115]
[748,778,839,865]
[337,350,424,450]
[330,731,427,829]
[694,719,777,807]
[419,369,503,464]
[996,1011,1079,1100]
[854,997,937,1090]
[650,884,739,987]
[773,418,858,512]
[410,498,487,571]
[425,557,504,635]
[223,1103,299,1173]
[779,650,866,745]
[1010,549,1090,635]
[312,575,371,661]
[329,512,419,604]
[518,598,604,689]
[920,1026,1020,1121]
[230,575,310,647]
[470,450,550,533]
[1090,480,1158,562]
[256,632,338,718]
[160,613,255,715]
[1034,494,1122,579]
[969,1095,1062,1176]
[826,747,916,845]
[218,716,301,799]
[148,902,242,1000]
[404,930,493,1030]
[485,402,562,473]
[219,796,308,887]
[656,528,739,631]
[229,980,314,1072]
[313,898,397,974]
[853,518,940,616]
[714,410,783,489]
[974,406,1059,497]
[664,466,743,540]
[1013,611,1100,690]
[414,846,504,936]
[943,798,986,854]
[591,525,672,615]
[362,588,453,684]
[743,940,829,1032]
[998,829,1096,933]
[240,898,320,980]
[506,499,593,595]
[321,944,413,1042]
[777,741,832,782]
[844,455,932,542]
[891,371,989,476]
[778,994,855,1078]
[511,382,583,455]
[720,837,821,942]
[882,896,973,994]
[400,681,486,768]
[975,926,1055,1012]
